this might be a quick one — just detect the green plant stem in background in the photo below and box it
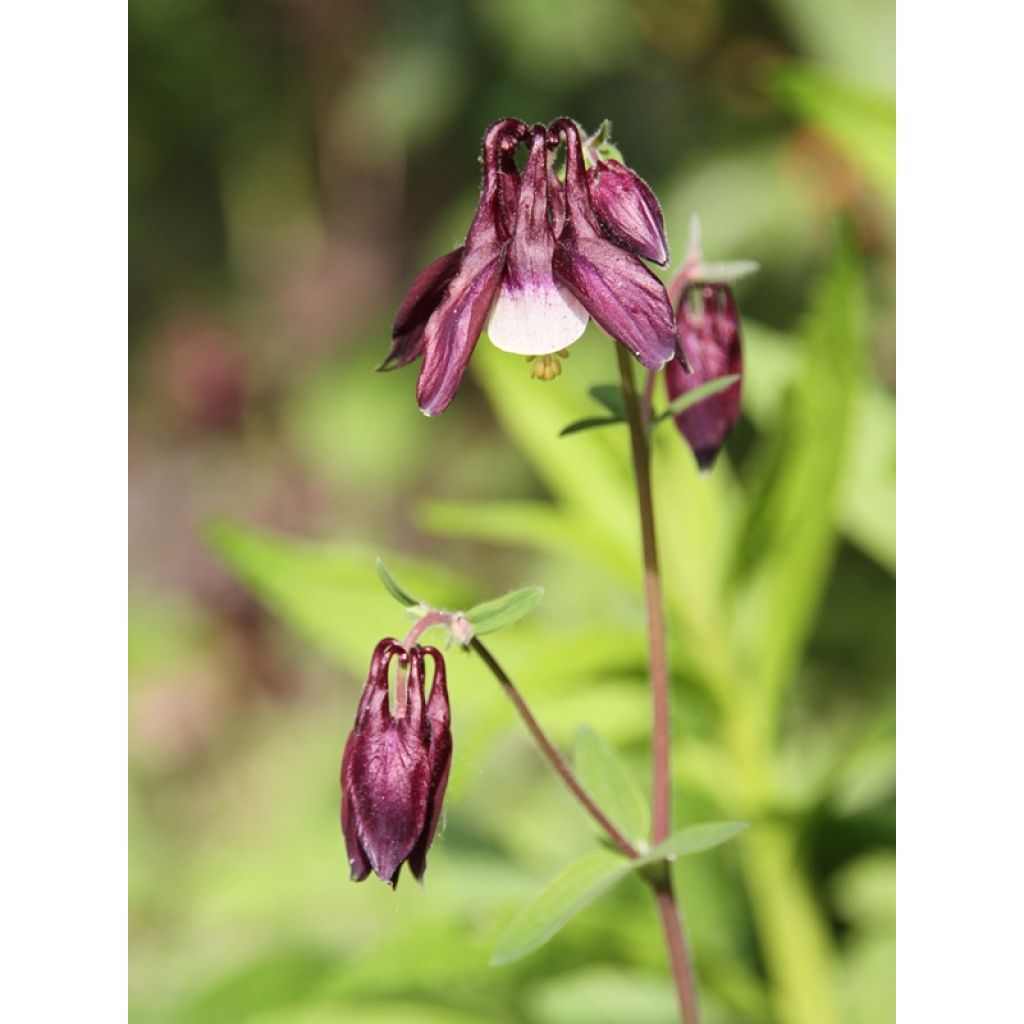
[615,345,700,1024]
[470,637,641,860]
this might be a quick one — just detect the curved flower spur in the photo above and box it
[341,638,452,886]
[381,118,680,415]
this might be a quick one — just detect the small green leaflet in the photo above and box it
[574,727,649,847]
[559,384,627,436]
[588,384,626,419]
[559,416,624,438]
[654,374,741,425]
[491,850,630,965]
[647,820,748,859]
[375,558,421,607]
[465,586,544,635]
[492,820,748,964]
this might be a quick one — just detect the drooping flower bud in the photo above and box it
[665,284,743,470]
[340,639,453,886]
[587,159,670,266]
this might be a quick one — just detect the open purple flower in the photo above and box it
[341,638,452,886]
[382,118,678,415]
[665,283,743,470]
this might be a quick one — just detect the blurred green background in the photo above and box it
[128,1,894,1023]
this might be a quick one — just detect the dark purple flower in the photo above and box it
[586,159,669,266]
[665,283,743,470]
[382,118,678,416]
[341,638,452,886]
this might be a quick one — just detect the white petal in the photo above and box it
[486,279,589,356]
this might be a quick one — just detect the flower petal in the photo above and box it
[588,160,669,265]
[407,648,452,881]
[486,124,588,357]
[415,120,526,416]
[382,248,464,371]
[553,236,677,369]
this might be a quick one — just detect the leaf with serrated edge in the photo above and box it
[575,727,649,845]
[376,558,421,607]
[491,850,632,965]
[465,585,544,635]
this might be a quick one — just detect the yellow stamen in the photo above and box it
[528,354,564,381]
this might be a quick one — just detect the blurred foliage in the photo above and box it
[129,0,894,1023]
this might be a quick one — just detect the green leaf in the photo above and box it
[491,820,747,965]
[375,557,421,607]
[734,227,867,712]
[773,64,895,203]
[574,726,649,846]
[655,374,741,423]
[588,384,626,418]
[465,585,544,635]
[646,821,748,860]
[206,520,466,671]
[559,415,625,438]
[490,850,633,965]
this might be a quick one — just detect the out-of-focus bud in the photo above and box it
[665,284,743,470]
[587,159,670,266]
[340,639,452,886]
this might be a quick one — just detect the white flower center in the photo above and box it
[486,278,589,356]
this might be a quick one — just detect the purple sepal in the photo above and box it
[587,160,669,266]
[406,647,452,881]
[415,119,527,416]
[665,283,743,469]
[548,119,677,370]
[381,248,464,372]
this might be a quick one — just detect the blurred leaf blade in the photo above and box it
[734,226,868,711]
[574,726,649,846]
[773,63,896,202]
[491,850,633,966]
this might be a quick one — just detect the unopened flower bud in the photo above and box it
[587,159,670,266]
[665,284,743,470]
[340,639,452,886]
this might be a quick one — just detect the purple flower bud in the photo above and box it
[340,639,453,886]
[587,160,669,266]
[665,284,743,470]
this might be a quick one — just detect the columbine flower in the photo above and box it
[664,283,743,470]
[341,638,452,886]
[381,118,678,415]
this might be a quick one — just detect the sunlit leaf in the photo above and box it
[466,586,544,635]
[773,64,896,202]
[574,726,649,846]
[206,520,466,670]
[490,850,633,965]
[646,821,748,860]
[734,227,867,711]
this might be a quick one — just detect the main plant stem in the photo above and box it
[616,345,700,1024]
